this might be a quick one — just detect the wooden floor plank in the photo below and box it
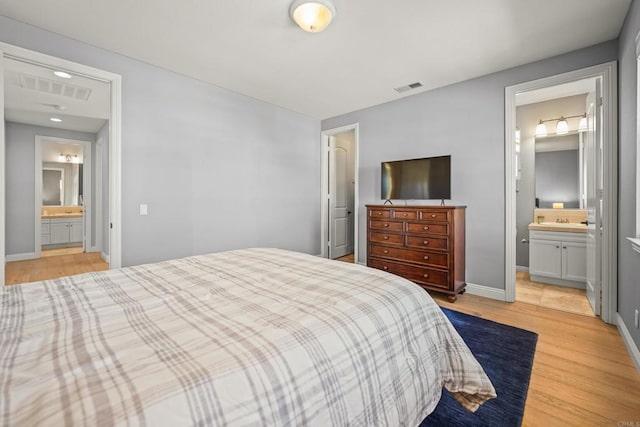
[5,252,109,285]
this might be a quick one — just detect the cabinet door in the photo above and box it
[69,221,84,243]
[562,242,587,281]
[529,239,562,278]
[50,223,70,244]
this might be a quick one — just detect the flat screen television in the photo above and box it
[381,155,451,200]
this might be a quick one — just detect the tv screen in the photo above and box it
[381,155,451,200]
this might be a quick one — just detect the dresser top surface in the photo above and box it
[366,204,466,209]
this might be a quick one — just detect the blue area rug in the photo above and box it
[420,307,538,427]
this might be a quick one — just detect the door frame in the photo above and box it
[35,136,93,258]
[320,123,359,261]
[0,42,122,285]
[504,61,618,323]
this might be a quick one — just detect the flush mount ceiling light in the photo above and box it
[50,117,62,123]
[290,0,336,33]
[53,71,72,79]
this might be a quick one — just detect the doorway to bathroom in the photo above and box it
[505,62,617,323]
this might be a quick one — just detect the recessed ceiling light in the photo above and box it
[50,117,62,123]
[53,71,72,79]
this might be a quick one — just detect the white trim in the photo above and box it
[87,246,100,253]
[617,313,640,373]
[464,282,507,301]
[505,61,618,324]
[101,252,110,264]
[0,42,122,283]
[95,138,103,257]
[5,252,37,262]
[516,265,529,272]
[628,237,640,254]
[320,123,360,262]
[635,30,640,238]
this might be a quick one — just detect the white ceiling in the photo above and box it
[3,57,109,133]
[516,78,596,106]
[0,0,631,119]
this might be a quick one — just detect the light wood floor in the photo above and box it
[432,292,640,426]
[516,271,595,317]
[335,253,355,263]
[41,246,84,257]
[5,252,109,285]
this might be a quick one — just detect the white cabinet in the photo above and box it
[41,219,51,245]
[529,230,586,287]
[47,217,83,246]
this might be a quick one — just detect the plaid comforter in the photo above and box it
[0,248,495,426]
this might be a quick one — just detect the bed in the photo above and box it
[0,248,495,426]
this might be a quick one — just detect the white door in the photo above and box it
[328,133,354,259]
[585,80,602,315]
[529,239,562,278]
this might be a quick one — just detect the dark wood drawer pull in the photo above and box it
[383,250,389,254]
[384,223,389,227]
[423,273,429,278]
[423,240,429,245]
[423,226,429,230]
[383,266,388,271]
[423,255,429,260]
[384,236,389,240]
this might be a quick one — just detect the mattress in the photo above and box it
[0,248,495,425]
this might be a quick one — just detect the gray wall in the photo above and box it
[618,0,640,355]
[97,121,110,256]
[0,16,320,266]
[535,149,579,208]
[322,41,617,289]
[5,121,95,255]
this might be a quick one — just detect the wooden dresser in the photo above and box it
[366,205,466,302]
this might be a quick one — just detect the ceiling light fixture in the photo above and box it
[50,117,62,123]
[53,71,72,79]
[535,113,586,137]
[59,153,78,162]
[290,0,336,33]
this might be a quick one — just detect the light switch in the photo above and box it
[139,204,148,216]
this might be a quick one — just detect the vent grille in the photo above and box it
[19,73,92,101]
[394,81,423,93]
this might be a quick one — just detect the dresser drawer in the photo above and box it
[406,222,449,235]
[370,209,391,219]
[369,220,403,232]
[393,209,418,220]
[369,231,404,246]
[368,258,449,289]
[406,235,449,251]
[419,210,450,222]
[369,244,449,268]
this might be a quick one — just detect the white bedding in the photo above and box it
[0,248,495,425]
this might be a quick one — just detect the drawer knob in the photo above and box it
[383,250,389,254]
[403,213,407,217]
[378,212,382,216]
[384,223,389,227]
[383,266,388,271]
[384,236,389,240]
[423,226,429,230]
[423,240,429,245]
[423,273,429,278]
[423,255,429,260]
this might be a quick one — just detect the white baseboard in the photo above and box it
[516,265,529,272]
[616,313,640,373]
[465,282,507,301]
[5,252,37,262]
[101,252,110,264]
[87,246,101,253]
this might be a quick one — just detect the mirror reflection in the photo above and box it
[41,142,84,207]
[534,133,584,209]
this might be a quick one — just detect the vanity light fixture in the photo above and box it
[50,117,62,123]
[535,113,586,137]
[59,153,78,162]
[290,0,336,33]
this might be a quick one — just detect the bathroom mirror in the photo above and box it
[535,133,584,209]
[42,161,83,206]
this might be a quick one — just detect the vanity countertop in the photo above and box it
[42,213,83,219]
[528,222,587,233]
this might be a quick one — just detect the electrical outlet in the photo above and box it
[635,309,639,329]
[139,204,148,216]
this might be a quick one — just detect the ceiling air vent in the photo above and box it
[19,73,92,101]
[394,81,423,93]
